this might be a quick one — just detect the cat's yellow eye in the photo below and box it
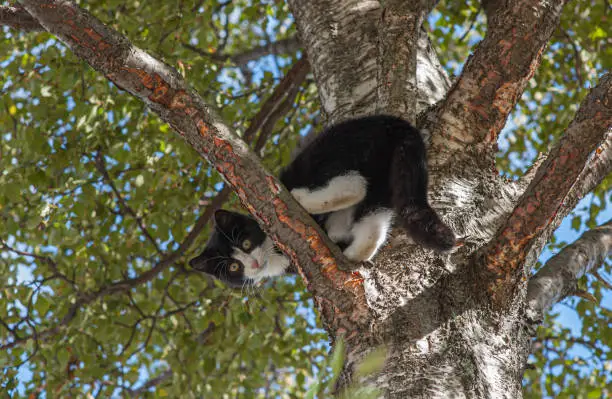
[229,262,240,272]
[242,239,252,251]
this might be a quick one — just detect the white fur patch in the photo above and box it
[232,238,289,281]
[291,171,367,214]
[343,209,394,261]
[325,206,356,243]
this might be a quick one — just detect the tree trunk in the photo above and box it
[288,1,608,398]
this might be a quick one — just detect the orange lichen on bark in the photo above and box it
[169,90,189,110]
[344,271,365,289]
[83,27,101,41]
[149,74,170,104]
[271,198,351,286]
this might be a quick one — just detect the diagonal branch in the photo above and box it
[526,219,612,322]
[242,58,310,144]
[182,36,301,67]
[0,54,309,352]
[480,72,612,307]
[17,0,369,346]
[127,369,172,397]
[421,0,568,160]
[551,134,612,227]
[518,135,612,278]
[0,5,43,31]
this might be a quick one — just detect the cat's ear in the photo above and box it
[214,209,237,232]
[189,251,214,274]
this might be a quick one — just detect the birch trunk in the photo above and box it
[288,1,609,398]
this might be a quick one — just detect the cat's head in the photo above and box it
[189,210,290,287]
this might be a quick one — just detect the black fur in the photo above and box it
[280,115,455,251]
[191,115,455,285]
[189,210,267,287]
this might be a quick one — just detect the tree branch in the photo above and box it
[550,133,612,226]
[182,36,301,67]
[0,51,311,354]
[128,370,172,396]
[0,5,43,31]
[94,150,164,256]
[18,0,369,345]
[422,0,568,160]
[376,1,432,121]
[242,58,310,144]
[514,123,611,276]
[526,219,612,322]
[480,72,612,307]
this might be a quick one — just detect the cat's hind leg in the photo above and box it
[342,209,394,262]
[291,172,367,214]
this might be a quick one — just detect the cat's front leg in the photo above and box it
[290,171,367,214]
[342,209,394,262]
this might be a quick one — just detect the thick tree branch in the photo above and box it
[480,72,612,307]
[515,127,612,275]
[18,0,369,343]
[422,0,568,161]
[0,5,43,31]
[526,219,612,322]
[0,55,310,352]
[182,36,301,67]
[376,1,426,121]
[551,134,612,225]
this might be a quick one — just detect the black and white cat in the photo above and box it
[190,115,455,287]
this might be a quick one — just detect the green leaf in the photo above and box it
[35,295,53,316]
[355,346,387,378]
[571,216,581,231]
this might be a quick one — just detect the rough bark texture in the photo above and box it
[481,73,612,307]
[14,0,612,398]
[421,0,568,166]
[376,1,422,121]
[0,5,44,31]
[288,0,381,123]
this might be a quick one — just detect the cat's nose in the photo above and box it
[251,260,260,269]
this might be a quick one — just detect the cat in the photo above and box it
[190,115,455,287]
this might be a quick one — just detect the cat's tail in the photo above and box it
[390,127,456,252]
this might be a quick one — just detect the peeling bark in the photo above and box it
[422,0,568,163]
[481,72,612,307]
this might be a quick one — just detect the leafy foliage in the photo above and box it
[0,0,609,397]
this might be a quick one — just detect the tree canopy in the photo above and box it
[0,0,609,397]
